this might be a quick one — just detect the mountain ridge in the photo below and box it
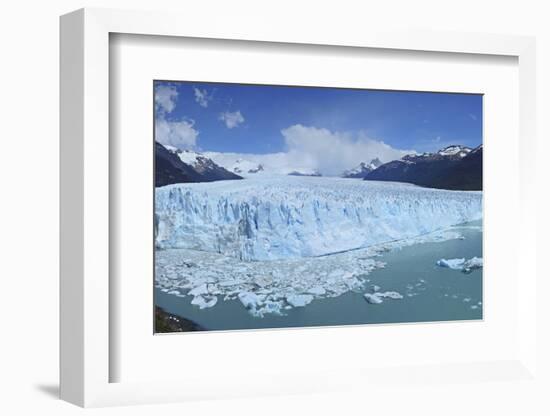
[363,144,482,190]
[155,142,242,186]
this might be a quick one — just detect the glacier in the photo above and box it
[155,176,482,261]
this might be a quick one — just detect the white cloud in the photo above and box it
[219,111,245,129]
[280,125,414,176]
[206,124,415,177]
[193,88,212,108]
[155,85,178,113]
[155,118,198,149]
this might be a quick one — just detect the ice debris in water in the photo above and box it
[155,177,481,317]
[156,223,468,317]
[436,257,483,274]
[364,293,384,304]
[286,294,314,307]
[364,290,404,304]
[191,295,218,309]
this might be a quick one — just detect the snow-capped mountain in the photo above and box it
[342,158,383,178]
[364,145,482,190]
[203,151,321,177]
[155,142,242,186]
[155,176,482,261]
[174,149,243,181]
[229,158,265,175]
[437,145,472,158]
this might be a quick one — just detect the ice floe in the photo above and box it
[156,223,470,317]
[286,294,314,307]
[191,295,218,309]
[436,257,483,274]
[363,291,404,304]
[364,293,384,304]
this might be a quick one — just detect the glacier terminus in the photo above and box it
[155,176,482,318]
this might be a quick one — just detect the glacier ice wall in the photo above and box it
[155,176,482,261]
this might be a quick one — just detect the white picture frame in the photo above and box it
[60,7,538,407]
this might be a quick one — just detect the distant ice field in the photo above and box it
[155,176,482,261]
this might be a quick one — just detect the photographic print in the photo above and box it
[154,80,483,333]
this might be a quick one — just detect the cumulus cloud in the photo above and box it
[206,125,415,177]
[155,85,178,113]
[193,88,212,108]
[219,111,245,129]
[280,125,414,176]
[155,118,198,149]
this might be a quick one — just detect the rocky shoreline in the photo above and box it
[155,306,205,333]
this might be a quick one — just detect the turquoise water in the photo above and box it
[155,221,482,331]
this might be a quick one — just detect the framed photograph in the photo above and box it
[60,8,538,407]
[153,80,484,332]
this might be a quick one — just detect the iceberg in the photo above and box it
[463,257,483,273]
[364,293,384,304]
[238,292,262,309]
[364,291,404,304]
[377,291,404,300]
[436,256,483,274]
[286,294,314,307]
[156,176,482,261]
[436,258,466,270]
[191,295,218,309]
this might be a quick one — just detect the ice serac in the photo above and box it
[155,176,482,261]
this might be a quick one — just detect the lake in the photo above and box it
[154,220,482,331]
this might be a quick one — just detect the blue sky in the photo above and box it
[154,80,482,166]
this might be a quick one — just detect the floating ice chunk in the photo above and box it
[364,291,404,303]
[372,285,381,292]
[463,297,471,303]
[238,292,261,309]
[436,257,483,274]
[463,257,483,274]
[470,305,479,310]
[307,286,326,296]
[188,284,209,296]
[364,293,383,304]
[191,295,218,309]
[377,291,404,300]
[436,258,466,269]
[219,279,240,287]
[256,301,283,316]
[254,276,273,287]
[286,294,314,307]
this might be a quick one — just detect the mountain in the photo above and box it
[203,152,321,177]
[155,142,203,186]
[230,158,265,175]
[155,142,242,187]
[174,149,243,181]
[363,145,482,190]
[342,158,383,178]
